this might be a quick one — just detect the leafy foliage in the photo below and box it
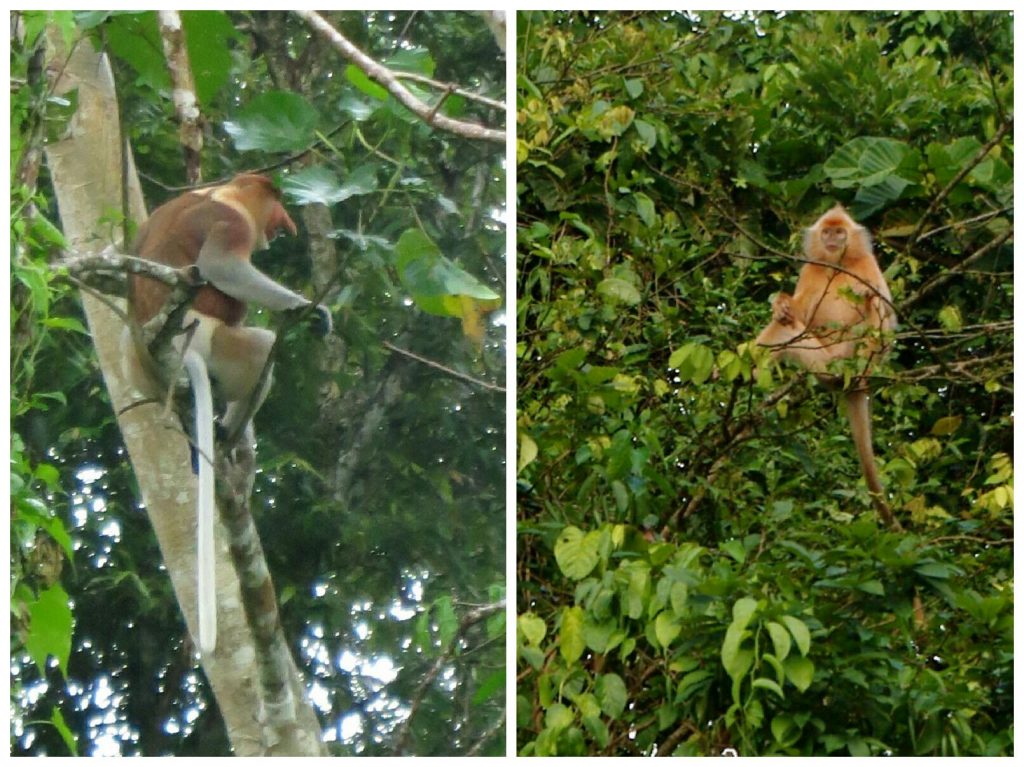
[517,10,1012,757]
[12,10,505,756]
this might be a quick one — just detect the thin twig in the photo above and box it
[383,340,505,392]
[907,118,1013,247]
[391,600,506,755]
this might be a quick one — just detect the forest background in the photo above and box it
[517,10,1012,757]
[11,10,506,757]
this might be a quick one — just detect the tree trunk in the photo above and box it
[43,29,324,756]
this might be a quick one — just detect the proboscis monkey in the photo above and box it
[755,204,899,530]
[128,173,332,654]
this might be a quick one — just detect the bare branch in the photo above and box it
[900,228,1012,310]
[383,340,505,393]
[294,11,505,144]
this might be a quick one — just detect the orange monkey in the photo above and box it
[756,204,899,530]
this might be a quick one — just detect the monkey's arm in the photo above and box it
[197,228,333,333]
[755,315,849,374]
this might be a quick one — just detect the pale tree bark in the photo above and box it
[43,30,324,755]
[157,10,203,184]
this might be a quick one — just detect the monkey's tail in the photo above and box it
[183,349,217,655]
[845,389,901,531]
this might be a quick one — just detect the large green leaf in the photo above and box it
[181,11,238,106]
[283,165,379,206]
[223,91,320,152]
[26,584,74,678]
[393,229,501,339]
[553,526,600,580]
[104,12,170,93]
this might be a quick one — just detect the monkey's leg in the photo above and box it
[756,319,853,375]
[207,324,276,451]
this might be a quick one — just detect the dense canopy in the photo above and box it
[12,10,506,756]
[517,10,1012,757]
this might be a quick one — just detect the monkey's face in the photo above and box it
[255,199,298,250]
[819,224,848,259]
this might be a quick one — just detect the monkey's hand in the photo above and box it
[312,304,333,337]
[772,293,795,326]
[288,303,333,336]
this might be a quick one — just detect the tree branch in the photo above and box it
[391,600,506,755]
[383,340,505,393]
[294,11,505,144]
[907,117,1013,247]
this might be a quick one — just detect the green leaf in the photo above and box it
[669,342,714,385]
[721,622,751,681]
[624,565,650,619]
[518,612,547,646]
[394,229,501,316]
[596,278,641,306]
[624,78,644,98]
[634,193,656,227]
[771,714,800,747]
[721,539,746,564]
[654,611,681,650]
[731,597,759,631]
[385,47,436,77]
[472,667,505,705]
[545,702,574,731]
[596,673,627,718]
[518,433,539,474]
[105,13,170,94]
[434,596,458,648]
[181,11,239,106]
[553,526,600,580]
[765,621,792,661]
[582,712,610,749]
[780,615,811,656]
[223,91,320,152]
[824,136,911,189]
[752,677,785,699]
[676,669,714,701]
[783,655,815,692]
[930,416,962,436]
[18,507,74,561]
[670,581,689,617]
[633,119,657,150]
[938,305,963,331]
[283,165,379,206]
[858,579,885,596]
[26,584,73,678]
[345,64,390,100]
[560,606,586,662]
[915,562,955,579]
[49,706,78,756]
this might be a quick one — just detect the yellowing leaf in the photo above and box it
[518,433,538,474]
[931,415,962,436]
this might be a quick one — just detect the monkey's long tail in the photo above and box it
[845,390,901,531]
[183,350,217,655]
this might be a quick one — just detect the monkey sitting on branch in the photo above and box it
[125,173,332,655]
[755,204,900,531]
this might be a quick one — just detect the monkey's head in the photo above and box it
[229,174,298,249]
[807,204,861,262]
